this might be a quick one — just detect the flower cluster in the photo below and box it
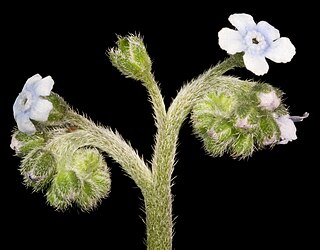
[11,75,111,211]
[191,79,308,159]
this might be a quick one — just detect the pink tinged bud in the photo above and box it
[235,117,254,129]
[258,91,280,111]
[208,130,219,139]
[10,135,24,153]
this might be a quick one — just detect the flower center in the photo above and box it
[245,30,268,55]
[19,91,33,111]
[252,37,259,44]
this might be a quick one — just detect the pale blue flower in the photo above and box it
[218,13,296,75]
[13,74,54,135]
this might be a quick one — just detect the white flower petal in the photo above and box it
[290,112,309,122]
[276,115,297,144]
[256,21,280,42]
[243,53,269,75]
[265,37,296,63]
[15,113,36,135]
[218,28,246,54]
[29,98,53,122]
[23,74,42,91]
[278,139,289,145]
[34,76,54,96]
[228,13,256,35]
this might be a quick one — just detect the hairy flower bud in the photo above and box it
[108,34,152,81]
[46,148,111,211]
[45,92,69,125]
[258,90,281,110]
[72,148,111,211]
[20,149,57,191]
[46,169,80,210]
[10,130,46,157]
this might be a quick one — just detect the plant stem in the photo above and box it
[67,114,153,191]
[146,54,243,250]
[144,185,173,250]
[142,72,167,128]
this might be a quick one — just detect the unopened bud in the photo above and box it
[10,130,46,157]
[46,148,111,211]
[20,149,57,191]
[109,34,152,81]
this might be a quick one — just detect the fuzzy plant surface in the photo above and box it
[10,13,308,250]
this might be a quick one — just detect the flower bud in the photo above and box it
[46,148,111,211]
[72,148,111,211]
[109,34,152,81]
[20,149,57,191]
[46,170,80,211]
[256,114,280,146]
[10,130,46,157]
[231,133,254,158]
[76,170,111,211]
[258,90,281,111]
[45,92,69,125]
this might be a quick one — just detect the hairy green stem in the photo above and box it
[142,73,167,128]
[144,185,173,250]
[65,114,153,191]
[152,54,244,177]
[145,54,244,250]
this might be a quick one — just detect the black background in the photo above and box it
[2,2,317,249]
